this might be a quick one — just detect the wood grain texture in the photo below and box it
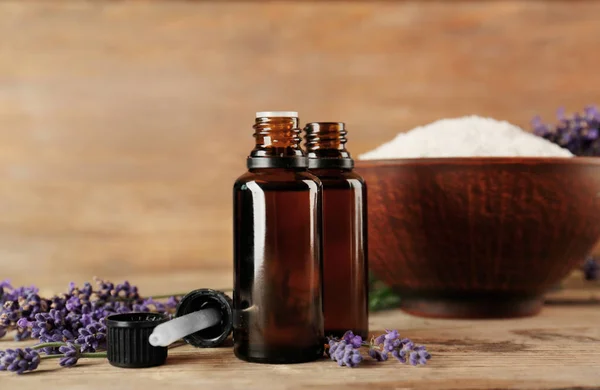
[1,1,600,284]
[1,271,599,390]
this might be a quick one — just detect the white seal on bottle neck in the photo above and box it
[256,111,298,118]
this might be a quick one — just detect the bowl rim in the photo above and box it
[355,156,600,167]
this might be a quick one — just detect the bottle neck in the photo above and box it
[247,116,307,169]
[304,122,354,169]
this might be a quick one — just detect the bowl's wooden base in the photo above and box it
[399,294,544,319]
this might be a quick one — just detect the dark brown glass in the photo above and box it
[233,115,324,364]
[304,122,368,339]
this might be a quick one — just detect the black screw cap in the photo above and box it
[106,312,169,368]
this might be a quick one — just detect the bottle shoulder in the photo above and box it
[309,169,366,189]
[234,169,321,191]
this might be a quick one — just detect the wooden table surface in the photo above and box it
[1,271,599,390]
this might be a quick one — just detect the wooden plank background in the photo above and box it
[1,1,599,288]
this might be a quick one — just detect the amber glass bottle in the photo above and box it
[304,122,368,339]
[233,112,324,364]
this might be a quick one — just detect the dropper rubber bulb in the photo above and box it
[148,307,220,347]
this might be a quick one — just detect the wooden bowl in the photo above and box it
[356,157,600,318]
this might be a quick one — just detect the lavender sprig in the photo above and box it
[0,342,107,375]
[531,105,600,156]
[326,330,431,368]
[368,329,431,366]
[0,277,190,346]
[0,348,40,375]
[326,331,364,368]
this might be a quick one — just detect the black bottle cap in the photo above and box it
[175,289,233,348]
[106,312,169,368]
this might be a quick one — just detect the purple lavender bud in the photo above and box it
[327,340,340,358]
[17,317,30,329]
[340,344,362,368]
[409,351,419,366]
[532,106,600,156]
[584,105,600,120]
[65,296,82,312]
[133,298,167,313]
[58,343,80,367]
[76,322,106,352]
[50,333,63,342]
[373,334,385,345]
[391,349,406,363]
[166,296,180,310]
[0,348,41,374]
[418,350,431,364]
[342,330,363,348]
[350,352,362,366]
[114,281,139,300]
[383,339,394,352]
[403,340,414,350]
[62,329,76,341]
[341,330,354,341]
[368,348,388,361]
[384,329,400,340]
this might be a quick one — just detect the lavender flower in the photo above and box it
[341,330,363,348]
[32,310,67,343]
[532,105,600,156]
[1,301,19,329]
[133,298,167,313]
[58,343,81,367]
[92,278,114,302]
[0,281,45,341]
[327,338,363,368]
[113,281,139,300]
[369,329,431,366]
[166,296,180,310]
[583,257,599,281]
[0,348,41,374]
[76,322,106,353]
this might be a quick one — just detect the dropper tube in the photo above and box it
[148,308,221,347]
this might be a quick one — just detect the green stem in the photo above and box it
[81,352,107,358]
[40,355,63,360]
[41,352,106,360]
[32,342,71,350]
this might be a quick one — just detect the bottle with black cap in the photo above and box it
[303,122,368,340]
[233,111,324,364]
